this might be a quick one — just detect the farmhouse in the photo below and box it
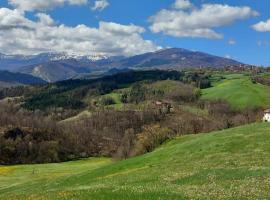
[263,109,270,122]
[154,101,172,114]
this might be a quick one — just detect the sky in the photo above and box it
[0,0,269,66]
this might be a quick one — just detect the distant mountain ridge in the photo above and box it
[19,60,93,83]
[0,48,243,82]
[109,48,242,69]
[0,70,46,87]
[0,52,108,71]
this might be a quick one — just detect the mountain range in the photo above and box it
[0,71,46,88]
[0,48,243,83]
[0,52,108,71]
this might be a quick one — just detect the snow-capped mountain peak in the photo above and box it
[0,52,109,62]
[41,52,109,62]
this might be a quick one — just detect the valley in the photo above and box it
[1,0,270,199]
[1,63,270,200]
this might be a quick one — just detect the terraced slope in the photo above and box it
[1,123,270,199]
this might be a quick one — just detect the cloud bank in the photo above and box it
[149,0,258,39]
[8,0,88,11]
[0,8,158,56]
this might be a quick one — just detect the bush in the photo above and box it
[166,83,201,102]
[120,93,128,103]
[100,96,116,106]
[130,125,174,157]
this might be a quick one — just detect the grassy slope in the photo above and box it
[102,92,124,109]
[202,74,270,109]
[60,110,92,123]
[1,123,270,199]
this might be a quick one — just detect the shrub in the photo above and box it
[100,96,116,106]
[130,125,174,157]
[166,83,200,103]
[120,93,128,103]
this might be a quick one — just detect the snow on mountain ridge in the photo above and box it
[0,52,109,62]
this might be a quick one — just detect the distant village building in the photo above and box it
[154,101,172,114]
[263,109,270,122]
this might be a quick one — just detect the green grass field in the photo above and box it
[1,123,270,199]
[102,92,124,109]
[202,74,270,109]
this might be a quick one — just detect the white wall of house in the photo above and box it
[263,113,270,122]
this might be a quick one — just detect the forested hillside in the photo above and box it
[0,68,267,165]
[0,70,46,86]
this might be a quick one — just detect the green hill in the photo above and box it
[202,74,270,109]
[1,123,270,199]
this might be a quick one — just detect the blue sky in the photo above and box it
[0,0,270,66]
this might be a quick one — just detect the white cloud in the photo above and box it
[91,0,109,11]
[0,8,29,27]
[252,19,270,32]
[149,0,258,39]
[35,13,55,26]
[8,0,88,11]
[99,21,145,35]
[228,39,236,45]
[174,0,193,10]
[0,8,158,56]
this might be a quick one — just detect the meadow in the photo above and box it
[202,74,270,109]
[1,123,270,199]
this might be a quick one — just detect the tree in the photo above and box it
[100,96,115,106]
[129,83,146,104]
[115,129,136,159]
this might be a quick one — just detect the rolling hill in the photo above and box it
[1,122,270,199]
[22,70,184,111]
[202,74,270,109]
